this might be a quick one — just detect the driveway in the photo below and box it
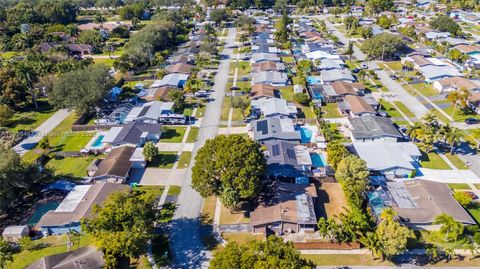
[168,27,237,268]
[13,109,70,156]
[132,168,186,186]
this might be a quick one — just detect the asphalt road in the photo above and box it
[168,27,237,268]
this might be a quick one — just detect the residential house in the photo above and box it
[252,71,288,86]
[368,180,476,229]
[37,182,130,235]
[420,65,464,82]
[425,31,451,41]
[66,44,92,57]
[320,69,355,84]
[339,95,377,117]
[250,116,301,143]
[468,92,480,114]
[352,141,421,178]
[151,73,189,88]
[443,37,470,47]
[250,83,278,100]
[252,44,279,54]
[305,50,341,61]
[125,101,174,123]
[264,141,312,178]
[453,44,480,56]
[320,81,365,102]
[251,98,298,118]
[102,121,162,148]
[316,58,346,71]
[26,246,104,269]
[348,115,403,142]
[165,63,193,75]
[2,226,29,242]
[251,182,317,235]
[251,53,281,63]
[433,77,480,92]
[252,61,286,72]
[143,86,180,101]
[89,146,136,183]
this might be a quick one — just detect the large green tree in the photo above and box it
[430,15,461,36]
[82,190,157,268]
[433,213,464,242]
[51,64,113,113]
[376,208,414,259]
[335,155,370,208]
[192,135,266,210]
[210,235,313,269]
[326,141,349,170]
[361,33,405,60]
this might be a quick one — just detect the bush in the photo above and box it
[453,191,473,207]
[293,92,310,106]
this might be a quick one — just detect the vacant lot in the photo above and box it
[318,183,347,219]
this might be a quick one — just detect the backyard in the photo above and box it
[45,156,98,179]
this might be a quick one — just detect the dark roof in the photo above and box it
[251,116,301,142]
[26,246,104,269]
[349,115,402,140]
[66,44,92,53]
[92,146,135,179]
[110,121,162,145]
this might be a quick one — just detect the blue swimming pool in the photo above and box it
[310,153,326,167]
[367,192,386,217]
[307,76,320,85]
[298,127,313,143]
[312,91,323,100]
[92,135,105,148]
[27,201,60,225]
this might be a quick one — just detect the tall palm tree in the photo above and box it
[360,232,384,260]
[14,61,38,109]
[433,214,464,242]
[446,127,463,154]
[422,112,439,128]
[406,122,424,142]
[447,87,470,118]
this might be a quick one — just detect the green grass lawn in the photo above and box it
[176,151,192,169]
[186,127,199,143]
[447,183,471,190]
[46,156,97,179]
[136,185,165,197]
[167,185,181,196]
[380,101,402,118]
[419,151,452,170]
[10,234,93,269]
[7,101,56,132]
[303,254,393,267]
[467,203,480,224]
[393,101,415,118]
[384,61,402,71]
[0,51,22,59]
[221,97,231,121]
[281,56,295,63]
[93,57,116,67]
[235,80,251,92]
[292,76,305,85]
[322,103,342,118]
[279,86,294,101]
[410,83,438,97]
[442,106,480,122]
[160,127,187,143]
[444,153,469,170]
[147,152,177,168]
[235,61,251,76]
[300,106,316,119]
[194,104,207,118]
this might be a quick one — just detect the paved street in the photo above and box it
[13,109,70,156]
[168,27,237,268]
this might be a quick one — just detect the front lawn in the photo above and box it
[419,151,452,170]
[45,156,97,179]
[410,83,438,97]
[92,57,116,67]
[135,185,165,197]
[186,127,199,143]
[219,204,250,225]
[176,151,192,169]
[380,101,402,118]
[221,97,231,121]
[303,254,392,267]
[167,186,181,196]
[281,56,295,63]
[447,183,471,190]
[467,203,480,224]
[279,86,294,101]
[147,152,177,168]
[444,153,469,170]
[393,101,415,118]
[7,100,56,132]
[159,127,187,143]
[10,234,93,269]
[235,61,251,76]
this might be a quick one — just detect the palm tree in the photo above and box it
[360,232,384,260]
[14,61,38,109]
[471,128,480,149]
[406,122,424,142]
[445,127,463,154]
[422,112,439,128]
[317,217,338,242]
[433,214,464,242]
[447,87,470,118]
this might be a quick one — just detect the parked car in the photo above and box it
[360,63,368,69]
[389,74,399,80]
[465,118,480,125]
[352,68,360,73]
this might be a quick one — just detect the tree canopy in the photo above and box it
[430,15,461,36]
[361,33,405,60]
[191,135,266,209]
[210,235,313,269]
[335,155,370,208]
[82,190,157,268]
[50,64,113,113]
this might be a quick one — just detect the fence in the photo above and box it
[293,242,361,250]
[124,75,157,82]
[53,151,84,158]
[71,124,121,132]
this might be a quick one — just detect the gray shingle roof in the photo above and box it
[251,116,301,142]
[349,115,402,140]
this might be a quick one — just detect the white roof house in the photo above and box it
[419,65,464,82]
[320,69,355,84]
[305,50,341,61]
[151,73,189,88]
[353,141,421,177]
[251,98,298,118]
[317,58,345,70]
[425,31,451,40]
[124,101,174,123]
[251,71,288,86]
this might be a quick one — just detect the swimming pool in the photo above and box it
[92,135,105,148]
[367,192,386,217]
[310,153,326,167]
[312,91,323,100]
[307,76,321,85]
[27,201,60,225]
[298,127,313,143]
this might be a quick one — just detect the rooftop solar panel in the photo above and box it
[257,120,269,135]
[272,144,281,156]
